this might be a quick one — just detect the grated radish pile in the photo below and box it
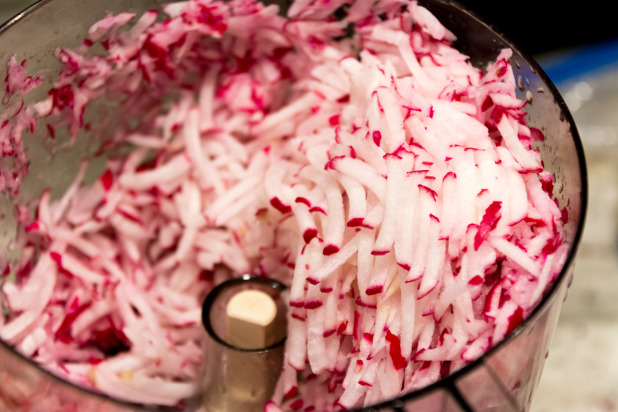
[0,0,569,410]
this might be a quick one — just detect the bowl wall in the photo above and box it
[0,1,586,411]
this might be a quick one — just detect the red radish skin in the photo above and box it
[475,201,503,250]
[270,197,292,214]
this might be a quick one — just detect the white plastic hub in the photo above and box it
[226,289,277,349]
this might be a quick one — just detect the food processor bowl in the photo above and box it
[0,0,587,411]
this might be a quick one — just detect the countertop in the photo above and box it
[1,2,618,411]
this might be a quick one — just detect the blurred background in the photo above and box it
[2,1,618,411]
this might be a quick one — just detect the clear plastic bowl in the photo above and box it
[0,0,587,411]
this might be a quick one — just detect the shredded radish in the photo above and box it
[0,0,569,410]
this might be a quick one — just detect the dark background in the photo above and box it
[3,2,617,57]
[455,1,618,56]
